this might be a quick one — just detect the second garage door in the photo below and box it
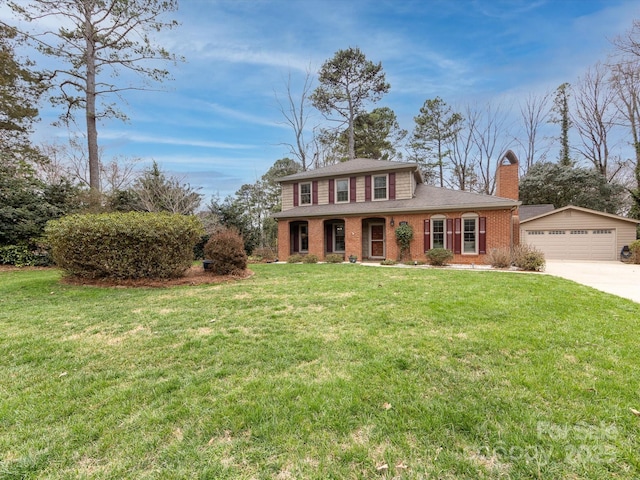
[523,229,617,260]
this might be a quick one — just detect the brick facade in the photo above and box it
[277,208,518,265]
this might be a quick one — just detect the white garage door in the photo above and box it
[524,229,616,260]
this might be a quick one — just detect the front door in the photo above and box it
[370,224,385,258]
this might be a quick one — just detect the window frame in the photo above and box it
[462,214,478,255]
[333,223,346,252]
[431,216,446,250]
[372,174,388,201]
[299,182,312,205]
[335,178,349,203]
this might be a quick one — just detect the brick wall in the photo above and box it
[277,208,517,264]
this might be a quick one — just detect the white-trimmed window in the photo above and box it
[373,174,388,200]
[336,178,349,203]
[431,216,446,249]
[462,214,478,254]
[334,224,345,252]
[300,182,312,205]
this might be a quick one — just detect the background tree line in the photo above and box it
[2,3,640,258]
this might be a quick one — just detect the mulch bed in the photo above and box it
[1,265,253,288]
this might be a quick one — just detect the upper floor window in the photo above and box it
[373,175,387,200]
[336,178,349,203]
[300,182,311,205]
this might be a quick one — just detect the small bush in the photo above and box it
[46,212,204,279]
[380,259,396,265]
[325,254,344,263]
[252,246,277,263]
[287,254,303,263]
[0,244,52,267]
[302,254,318,264]
[487,247,512,268]
[629,240,640,264]
[425,248,453,266]
[203,228,248,275]
[512,244,546,271]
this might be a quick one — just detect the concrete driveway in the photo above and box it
[544,260,640,304]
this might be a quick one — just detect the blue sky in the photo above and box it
[3,0,640,201]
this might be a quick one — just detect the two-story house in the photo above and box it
[273,152,521,264]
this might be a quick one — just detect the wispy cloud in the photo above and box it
[205,102,284,129]
[100,132,255,150]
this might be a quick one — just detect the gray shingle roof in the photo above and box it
[272,183,519,219]
[277,158,421,182]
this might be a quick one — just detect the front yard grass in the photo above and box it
[1,264,639,479]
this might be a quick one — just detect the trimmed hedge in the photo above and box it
[45,212,204,279]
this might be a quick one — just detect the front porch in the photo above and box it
[278,217,396,262]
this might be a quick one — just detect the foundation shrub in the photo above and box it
[512,244,546,271]
[302,254,318,264]
[380,259,396,265]
[46,212,204,279]
[487,247,512,268]
[203,228,248,275]
[287,254,303,263]
[251,246,277,263]
[324,254,344,263]
[425,248,453,266]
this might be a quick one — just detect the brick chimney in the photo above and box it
[495,150,519,200]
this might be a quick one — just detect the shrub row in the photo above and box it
[487,245,546,271]
[46,212,204,279]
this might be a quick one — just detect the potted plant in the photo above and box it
[348,254,357,263]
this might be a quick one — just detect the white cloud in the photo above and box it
[100,131,255,150]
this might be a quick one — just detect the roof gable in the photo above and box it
[520,205,640,225]
[278,158,422,183]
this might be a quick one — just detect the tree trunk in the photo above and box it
[84,6,100,205]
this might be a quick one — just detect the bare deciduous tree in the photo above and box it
[275,69,315,171]
[573,63,622,180]
[449,106,478,191]
[469,103,514,195]
[517,92,551,173]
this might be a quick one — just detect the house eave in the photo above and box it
[272,200,520,220]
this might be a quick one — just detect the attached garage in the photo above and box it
[520,205,640,261]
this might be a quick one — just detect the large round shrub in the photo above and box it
[45,212,204,279]
[203,228,247,275]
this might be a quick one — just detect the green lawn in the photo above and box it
[1,264,639,479]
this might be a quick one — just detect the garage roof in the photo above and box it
[520,205,640,225]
